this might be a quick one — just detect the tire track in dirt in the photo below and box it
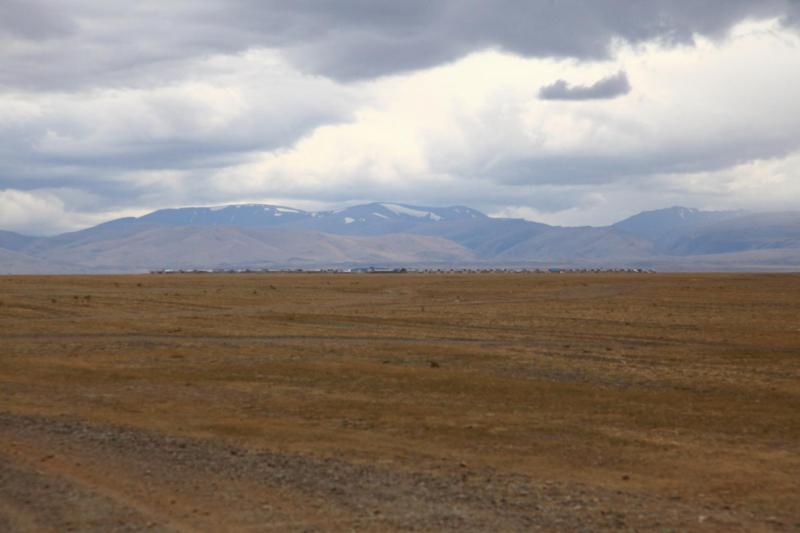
[0,329,764,352]
[0,411,776,532]
[0,414,369,532]
[0,453,166,532]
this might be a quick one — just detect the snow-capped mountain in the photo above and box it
[293,203,488,235]
[138,204,311,227]
[132,202,488,236]
[2,203,799,272]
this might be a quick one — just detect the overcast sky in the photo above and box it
[2,0,800,234]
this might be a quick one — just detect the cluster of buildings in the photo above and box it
[150,266,655,274]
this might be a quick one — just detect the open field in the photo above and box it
[1,273,799,531]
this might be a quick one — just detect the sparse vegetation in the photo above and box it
[0,273,798,531]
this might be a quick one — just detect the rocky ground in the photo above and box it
[2,412,783,532]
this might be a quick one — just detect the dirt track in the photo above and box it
[1,273,799,531]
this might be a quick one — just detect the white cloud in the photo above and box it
[0,49,356,210]
[0,188,144,235]
[2,10,799,233]
[203,19,800,225]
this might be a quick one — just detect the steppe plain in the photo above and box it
[1,273,799,531]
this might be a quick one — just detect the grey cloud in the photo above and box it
[221,0,800,80]
[0,0,75,40]
[478,134,800,188]
[2,0,800,234]
[539,71,631,101]
[2,1,800,90]
[0,63,357,202]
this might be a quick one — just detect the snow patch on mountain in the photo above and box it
[381,203,442,221]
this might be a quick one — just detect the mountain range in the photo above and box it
[2,203,799,273]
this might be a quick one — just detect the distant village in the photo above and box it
[150,266,656,274]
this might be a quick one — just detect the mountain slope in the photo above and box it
[131,202,488,236]
[613,206,742,242]
[27,224,475,271]
[497,226,654,261]
[0,248,78,274]
[0,230,39,252]
[409,217,551,257]
[290,202,488,236]
[663,212,800,255]
[138,204,312,227]
[2,203,799,272]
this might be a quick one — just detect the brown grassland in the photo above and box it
[1,273,799,531]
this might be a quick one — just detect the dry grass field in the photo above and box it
[1,273,799,531]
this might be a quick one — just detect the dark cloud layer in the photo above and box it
[539,71,631,100]
[216,0,800,81]
[2,0,799,90]
[0,0,74,40]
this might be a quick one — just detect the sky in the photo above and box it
[1,1,800,235]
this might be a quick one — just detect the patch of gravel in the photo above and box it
[0,411,781,531]
[0,455,156,532]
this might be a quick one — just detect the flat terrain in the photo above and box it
[1,273,799,531]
